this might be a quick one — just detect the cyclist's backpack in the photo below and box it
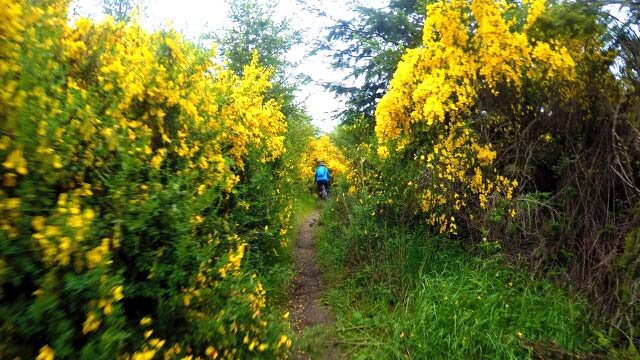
[316,165,329,180]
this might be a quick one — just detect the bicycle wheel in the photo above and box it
[320,184,328,200]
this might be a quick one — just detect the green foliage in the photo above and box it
[214,0,308,136]
[317,195,602,359]
[319,0,428,121]
[616,228,640,342]
[325,0,640,352]
[216,0,301,79]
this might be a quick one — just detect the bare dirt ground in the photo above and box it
[289,210,339,360]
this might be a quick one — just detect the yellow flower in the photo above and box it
[476,145,496,165]
[86,246,107,269]
[139,316,152,326]
[36,345,55,360]
[112,285,124,301]
[192,215,204,224]
[149,338,165,349]
[2,148,28,175]
[82,311,101,334]
[52,154,63,169]
[369,0,569,233]
[5,198,21,210]
[276,335,288,348]
[75,17,92,32]
[377,145,389,160]
[150,149,166,169]
[132,349,156,360]
[205,346,218,358]
[99,299,113,315]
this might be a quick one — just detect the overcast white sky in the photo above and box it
[70,0,361,133]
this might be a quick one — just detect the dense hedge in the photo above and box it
[333,0,640,349]
[0,1,301,358]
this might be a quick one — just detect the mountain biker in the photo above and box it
[314,160,331,198]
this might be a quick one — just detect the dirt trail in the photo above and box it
[289,210,339,360]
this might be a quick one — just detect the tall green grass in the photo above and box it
[317,200,603,359]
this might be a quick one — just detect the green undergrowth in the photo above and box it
[293,322,335,359]
[317,201,606,359]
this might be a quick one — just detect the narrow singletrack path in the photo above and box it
[289,210,339,360]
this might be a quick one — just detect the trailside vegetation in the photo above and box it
[0,0,313,358]
[321,0,640,356]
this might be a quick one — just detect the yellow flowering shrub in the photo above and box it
[374,0,575,234]
[299,135,350,184]
[1,1,293,358]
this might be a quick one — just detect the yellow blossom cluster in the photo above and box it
[376,0,575,141]
[59,18,286,193]
[218,238,247,279]
[30,191,98,267]
[277,203,294,246]
[374,0,575,233]
[0,0,24,114]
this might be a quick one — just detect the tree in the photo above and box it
[318,0,428,123]
[216,0,302,79]
[214,0,310,129]
[101,0,145,23]
[601,0,640,95]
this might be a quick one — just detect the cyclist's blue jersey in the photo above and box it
[315,165,330,182]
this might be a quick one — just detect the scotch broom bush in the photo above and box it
[374,0,574,235]
[0,0,299,358]
[298,135,349,187]
[327,0,640,353]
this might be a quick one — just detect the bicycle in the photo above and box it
[318,183,328,200]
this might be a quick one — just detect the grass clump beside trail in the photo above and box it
[317,201,603,359]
